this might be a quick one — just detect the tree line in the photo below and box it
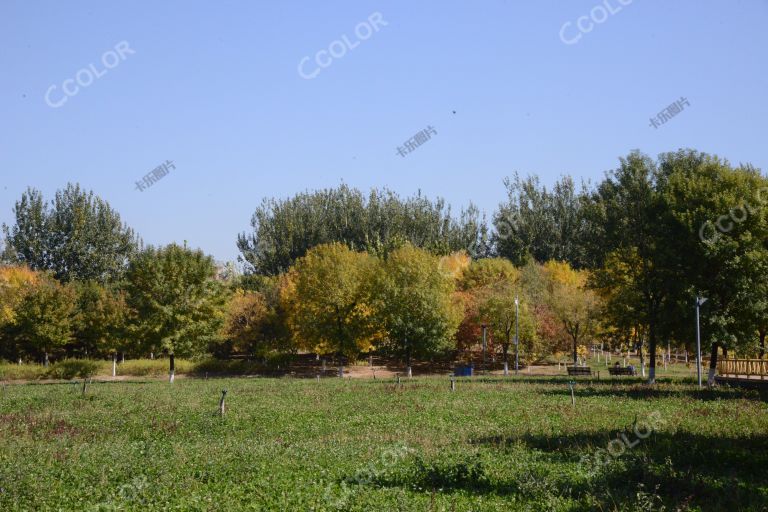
[2,149,767,384]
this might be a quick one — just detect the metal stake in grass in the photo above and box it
[568,380,575,407]
[219,389,227,416]
[450,375,456,392]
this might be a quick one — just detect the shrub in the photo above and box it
[47,359,101,380]
[117,358,193,376]
[191,358,262,375]
[0,363,48,381]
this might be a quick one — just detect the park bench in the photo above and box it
[608,366,636,376]
[566,366,593,376]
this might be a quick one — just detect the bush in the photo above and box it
[191,358,262,375]
[47,359,101,380]
[0,363,48,381]
[192,354,296,375]
[116,358,193,376]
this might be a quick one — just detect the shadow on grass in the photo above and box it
[348,429,768,511]
[538,383,768,402]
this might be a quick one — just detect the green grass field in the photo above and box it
[1,375,766,511]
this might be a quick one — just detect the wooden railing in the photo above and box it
[717,359,768,380]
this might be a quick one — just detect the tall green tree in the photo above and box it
[124,244,228,376]
[586,152,679,383]
[660,150,768,382]
[237,184,489,276]
[494,174,590,268]
[71,280,130,358]
[372,244,462,375]
[2,184,139,283]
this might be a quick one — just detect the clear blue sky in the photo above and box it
[2,0,767,263]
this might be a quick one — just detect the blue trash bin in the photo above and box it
[454,365,473,377]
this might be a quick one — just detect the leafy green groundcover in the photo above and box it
[0,377,766,511]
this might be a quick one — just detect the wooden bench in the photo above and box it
[567,366,593,376]
[608,366,636,376]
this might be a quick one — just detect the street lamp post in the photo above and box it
[481,324,487,375]
[695,296,707,389]
[514,296,519,375]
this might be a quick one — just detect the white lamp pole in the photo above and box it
[514,296,519,375]
[695,296,707,388]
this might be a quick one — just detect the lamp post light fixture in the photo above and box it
[695,295,707,389]
[514,296,519,376]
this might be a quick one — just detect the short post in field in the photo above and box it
[112,354,117,377]
[450,374,455,392]
[316,373,320,383]
[568,381,575,407]
[219,389,227,416]
[169,353,175,384]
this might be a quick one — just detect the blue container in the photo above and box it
[454,365,473,377]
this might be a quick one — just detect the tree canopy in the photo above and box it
[2,184,139,283]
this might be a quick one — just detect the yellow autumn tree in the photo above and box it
[0,265,38,327]
[544,260,601,364]
[282,243,383,362]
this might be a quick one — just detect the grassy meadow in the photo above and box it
[1,374,767,511]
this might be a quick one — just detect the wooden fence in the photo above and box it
[717,358,768,380]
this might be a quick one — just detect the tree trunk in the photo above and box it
[169,353,175,383]
[647,321,657,384]
[406,342,412,379]
[44,351,49,367]
[572,336,578,365]
[502,343,509,376]
[760,330,766,359]
[707,342,718,387]
[722,346,728,359]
